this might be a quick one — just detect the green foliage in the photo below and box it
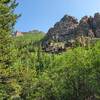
[32,40,100,100]
[0,1,100,99]
[12,38,100,100]
[0,0,18,67]
[0,0,19,99]
[1,27,100,100]
[15,32,44,43]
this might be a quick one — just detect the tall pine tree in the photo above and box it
[0,0,18,67]
[0,0,19,99]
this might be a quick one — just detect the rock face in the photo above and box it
[42,13,100,52]
[76,13,100,38]
[94,13,100,37]
[47,15,78,42]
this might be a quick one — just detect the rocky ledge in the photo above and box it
[42,13,100,53]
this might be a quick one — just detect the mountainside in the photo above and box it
[42,13,100,52]
[15,30,45,37]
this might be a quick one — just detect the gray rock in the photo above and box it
[95,28,100,38]
[42,13,100,53]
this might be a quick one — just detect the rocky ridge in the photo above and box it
[42,13,100,52]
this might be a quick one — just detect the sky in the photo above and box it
[15,0,100,32]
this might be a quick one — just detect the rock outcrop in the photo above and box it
[94,13,100,37]
[43,13,100,52]
[46,15,78,42]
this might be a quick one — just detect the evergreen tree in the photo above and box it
[0,0,19,99]
[0,0,19,68]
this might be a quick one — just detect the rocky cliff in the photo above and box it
[42,13,100,52]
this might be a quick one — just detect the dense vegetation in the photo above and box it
[13,37,100,100]
[0,0,100,100]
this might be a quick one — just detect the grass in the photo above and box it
[15,32,45,43]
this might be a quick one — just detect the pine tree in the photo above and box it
[0,0,19,99]
[0,0,19,68]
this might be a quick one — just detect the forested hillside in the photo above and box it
[0,0,100,100]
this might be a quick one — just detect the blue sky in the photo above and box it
[15,0,100,32]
